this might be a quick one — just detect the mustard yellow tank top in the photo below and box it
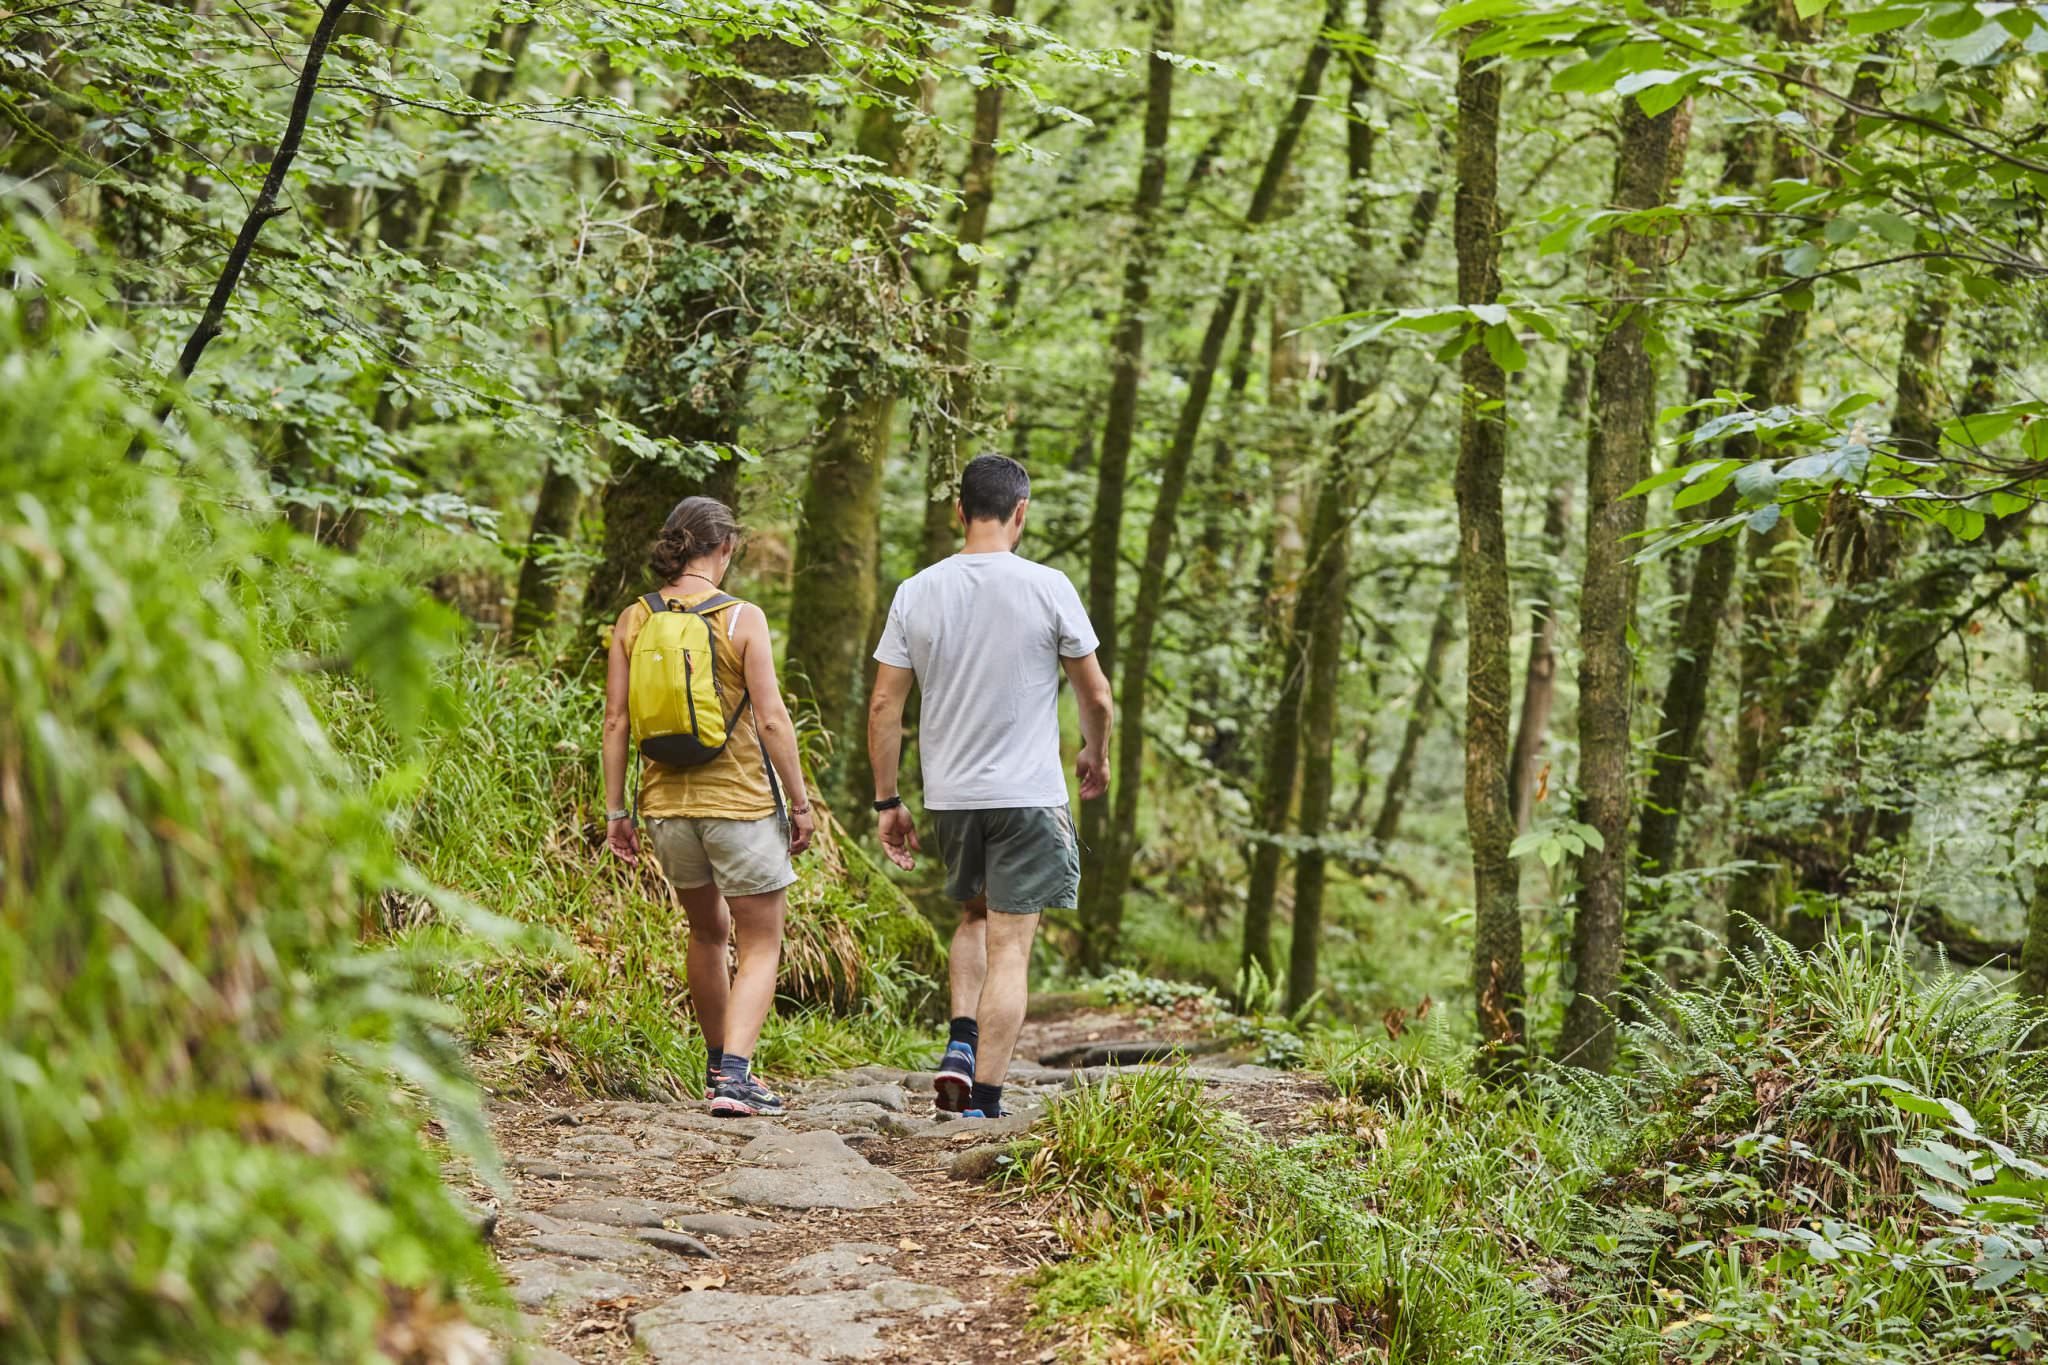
[619,590,779,821]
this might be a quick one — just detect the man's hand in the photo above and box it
[1076,745,1109,801]
[606,816,641,864]
[788,806,817,857]
[877,804,920,871]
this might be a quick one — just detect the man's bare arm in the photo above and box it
[1062,651,1113,800]
[867,663,921,870]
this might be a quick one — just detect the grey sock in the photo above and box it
[719,1052,752,1085]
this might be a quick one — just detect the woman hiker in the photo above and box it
[601,496,816,1117]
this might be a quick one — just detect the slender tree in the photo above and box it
[1372,576,1458,849]
[1556,79,1687,1074]
[922,0,1021,568]
[1454,26,1524,1069]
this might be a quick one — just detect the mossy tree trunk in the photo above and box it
[1556,85,1686,1074]
[2021,571,2048,1003]
[580,34,819,638]
[786,53,925,776]
[1506,471,1573,833]
[510,456,584,651]
[1454,26,1525,1072]
[1077,0,1175,969]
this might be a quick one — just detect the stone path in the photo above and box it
[466,1063,1072,1364]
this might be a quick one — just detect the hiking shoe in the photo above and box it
[933,1042,975,1113]
[710,1074,785,1117]
[959,1108,1003,1120]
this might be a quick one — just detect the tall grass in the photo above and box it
[0,221,498,1361]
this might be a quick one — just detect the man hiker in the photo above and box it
[867,455,1114,1119]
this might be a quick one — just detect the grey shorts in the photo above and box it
[646,814,795,898]
[929,805,1081,916]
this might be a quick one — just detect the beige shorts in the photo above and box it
[646,814,795,898]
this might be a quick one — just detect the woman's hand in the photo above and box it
[788,804,816,857]
[606,816,641,863]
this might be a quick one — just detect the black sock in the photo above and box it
[949,1017,979,1050]
[706,1046,723,1083]
[720,1052,751,1084]
[969,1081,1003,1117]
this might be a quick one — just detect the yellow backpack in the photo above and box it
[627,592,746,767]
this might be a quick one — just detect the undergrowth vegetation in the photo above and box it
[319,641,946,1098]
[0,233,500,1359]
[1020,932,2048,1363]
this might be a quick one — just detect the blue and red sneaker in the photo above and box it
[933,1041,975,1113]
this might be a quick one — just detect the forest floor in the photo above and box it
[463,1010,1306,1364]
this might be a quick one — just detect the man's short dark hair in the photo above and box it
[958,454,1031,524]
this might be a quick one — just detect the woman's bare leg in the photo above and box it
[720,887,788,1060]
[678,884,731,1052]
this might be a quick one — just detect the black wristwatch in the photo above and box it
[872,795,904,813]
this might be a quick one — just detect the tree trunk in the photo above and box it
[510,456,584,650]
[921,0,1020,568]
[1507,471,1573,833]
[580,34,819,637]
[787,49,926,759]
[1455,27,1524,1071]
[1285,465,1353,1012]
[1372,575,1458,848]
[2021,572,2048,1003]
[788,386,897,734]
[1084,0,1336,964]
[418,17,536,258]
[1076,0,1175,969]
[1556,84,1686,1075]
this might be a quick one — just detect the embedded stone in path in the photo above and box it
[504,1258,645,1311]
[528,1230,664,1264]
[702,1130,915,1211]
[779,1242,901,1293]
[798,1082,909,1113]
[542,1196,688,1228]
[632,1282,960,1364]
[671,1211,775,1241]
[638,1228,717,1259]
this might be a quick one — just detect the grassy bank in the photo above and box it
[1016,932,2048,1363]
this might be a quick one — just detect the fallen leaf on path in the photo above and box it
[677,1267,727,1292]
[898,1237,925,1251]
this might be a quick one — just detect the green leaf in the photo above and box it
[1624,462,1693,499]
[1848,6,1921,33]
[1793,0,1829,18]
[1746,504,1782,534]
[1828,392,1880,421]
[1782,242,1823,277]
[1482,321,1528,373]
[1865,211,1919,246]
[1437,0,1527,30]
[1791,500,1821,535]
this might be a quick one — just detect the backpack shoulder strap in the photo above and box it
[640,591,671,619]
[682,592,739,618]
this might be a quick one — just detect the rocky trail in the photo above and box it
[462,1013,1295,1364]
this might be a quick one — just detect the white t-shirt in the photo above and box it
[874,551,1100,811]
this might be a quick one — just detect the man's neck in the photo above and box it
[959,524,1014,556]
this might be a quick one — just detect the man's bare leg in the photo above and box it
[950,898,989,1018]
[973,909,1040,1100]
